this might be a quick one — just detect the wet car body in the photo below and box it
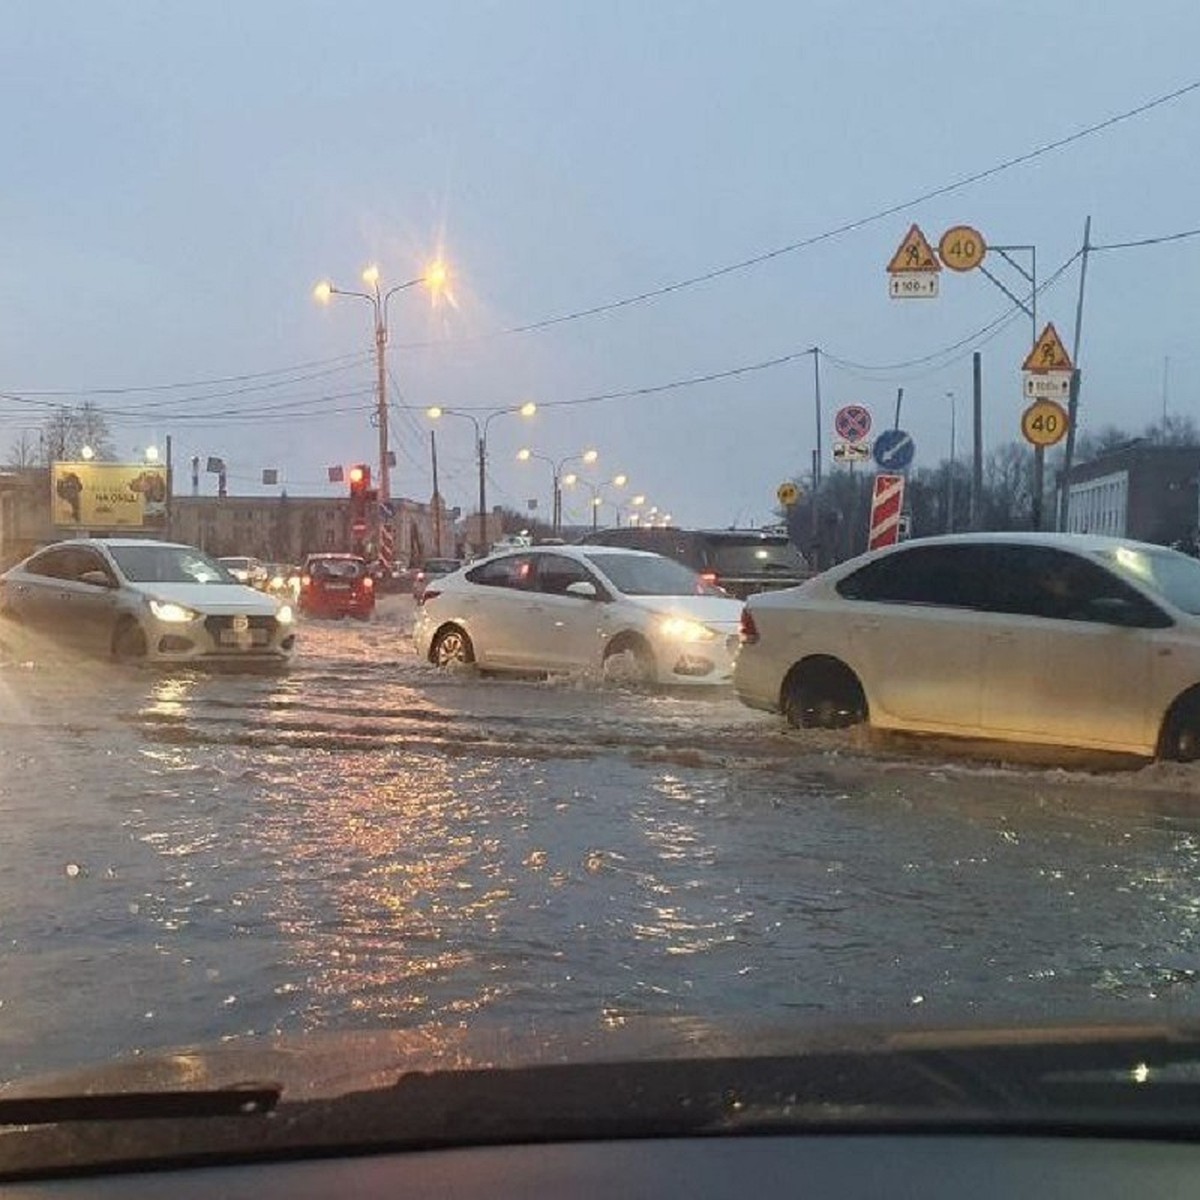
[735,532,1200,759]
[0,538,295,663]
[299,553,376,620]
[413,545,743,684]
[412,557,463,601]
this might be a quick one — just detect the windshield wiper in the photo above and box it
[0,1083,280,1126]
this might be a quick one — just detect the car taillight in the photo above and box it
[739,608,759,645]
[363,575,374,589]
[301,575,312,588]
[416,571,426,582]
[419,588,441,606]
[700,570,719,585]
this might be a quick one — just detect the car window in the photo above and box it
[707,537,807,575]
[309,558,365,580]
[583,552,717,596]
[836,544,991,607]
[22,548,75,580]
[465,554,536,590]
[535,554,599,596]
[1100,546,1200,616]
[108,545,234,584]
[59,548,114,585]
[985,545,1171,627]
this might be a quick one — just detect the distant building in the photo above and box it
[171,494,452,564]
[1060,442,1200,546]
[0,467,456,568]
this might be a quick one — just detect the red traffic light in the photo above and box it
[349,465,367,486]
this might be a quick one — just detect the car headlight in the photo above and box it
[149,599,199,623]
[276,603,295,625]
[660,615,716,643]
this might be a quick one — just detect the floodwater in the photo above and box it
[4,598,1200,1084]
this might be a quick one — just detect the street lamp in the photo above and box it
[145,445,160,463]
[517,446,600,536]
[80,445,95,461]
[429,403,537,545]
[312,259,449,561]
[565,472,629,532]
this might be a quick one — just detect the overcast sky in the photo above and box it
[1,1,1198,527]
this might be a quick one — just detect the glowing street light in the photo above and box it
[311,258,452,565]
[144,445,160,463]
[517,446,602,535]
[429,402,537,529]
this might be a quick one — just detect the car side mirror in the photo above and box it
[79,570,114,588]
[565,581,599,600]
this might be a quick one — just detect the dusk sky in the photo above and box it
[2,1,1198,527]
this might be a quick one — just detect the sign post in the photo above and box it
[886,224,941,298]
[1021,322,1074,527]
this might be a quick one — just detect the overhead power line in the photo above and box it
[395,78,1200,348]
[1091,227,1200,251]
[7,351,374,397]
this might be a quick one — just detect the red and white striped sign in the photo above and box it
[868,473,906,550]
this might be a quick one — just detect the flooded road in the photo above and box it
[5,597,1200,1084]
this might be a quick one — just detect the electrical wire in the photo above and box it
[394,79,1200,348]
[7,351,374,397]
[1091,227,1200,251]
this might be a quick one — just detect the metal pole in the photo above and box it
[972,353,983,530]
[552,471,561,537]
[1058,215,1092,531]
[375,301,390,504]
[894,387,903,431]
[812,349,823,489]
[591,494,599,533]
[165,435,173,541]
[947,394,956,533]
[477,431,487,536]
[430,429,442,556]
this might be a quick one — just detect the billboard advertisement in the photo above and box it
[51,462,168,530]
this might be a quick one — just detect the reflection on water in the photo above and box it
[6,607,1200,1081]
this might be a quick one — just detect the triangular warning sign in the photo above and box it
[886,224,940,273]
[1022,322,1073,373]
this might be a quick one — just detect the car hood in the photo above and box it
[135,582,282,614]
[623,594,743,626]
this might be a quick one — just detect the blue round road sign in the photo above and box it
[873,428,915,471]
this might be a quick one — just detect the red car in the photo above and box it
[298,554,375,620]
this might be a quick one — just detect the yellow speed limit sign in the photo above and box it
[938,224,987,273]
[1021,399,1069,447]
[777,481,800,507]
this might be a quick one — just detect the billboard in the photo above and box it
[51,462,168,530]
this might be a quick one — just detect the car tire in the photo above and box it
[1158,692,1200,761]
[112,620,149,662]
[431,625,475,667]
[602,635,657,686]
[781,657,867,730]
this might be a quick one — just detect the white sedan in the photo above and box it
[413,545,743,685]
[734,532,1200,760]
[0,538,296,664]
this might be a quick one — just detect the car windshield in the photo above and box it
[108,545,236,584]
[585,551,720,596]
[7,2,1200,1175]
[309,558,364,579]
[708,538,807,575]
[1100,546,1200,615]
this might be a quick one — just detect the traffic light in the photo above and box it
[349,464,371,551]
[349,464,370,496]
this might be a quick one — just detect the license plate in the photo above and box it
[325,583,350,591]
[220,629,254,648]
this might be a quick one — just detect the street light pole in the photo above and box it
[946,391,957,534]
[313,260,447,564]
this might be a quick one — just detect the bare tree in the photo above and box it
[4,429,40,468]
[38,402,114,462]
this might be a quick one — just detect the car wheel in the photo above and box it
[781,657,867,730]
[1158,692,1200,761]
[431,625,474,667]
[602,635,657,686]
[112,620,149,662]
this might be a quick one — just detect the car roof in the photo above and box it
[883,531,1167,554]
[57,538,194,550]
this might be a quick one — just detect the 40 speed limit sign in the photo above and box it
[1021,399,1069,448]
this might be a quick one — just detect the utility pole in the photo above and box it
[946,393,957,533]
[374,306,389,506]
[430,429,442,556]
[1057,215,1092,531]
[812,349,823,489]
[165,435,173,541]
[971,352,983,530]
[477,432,487,545]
